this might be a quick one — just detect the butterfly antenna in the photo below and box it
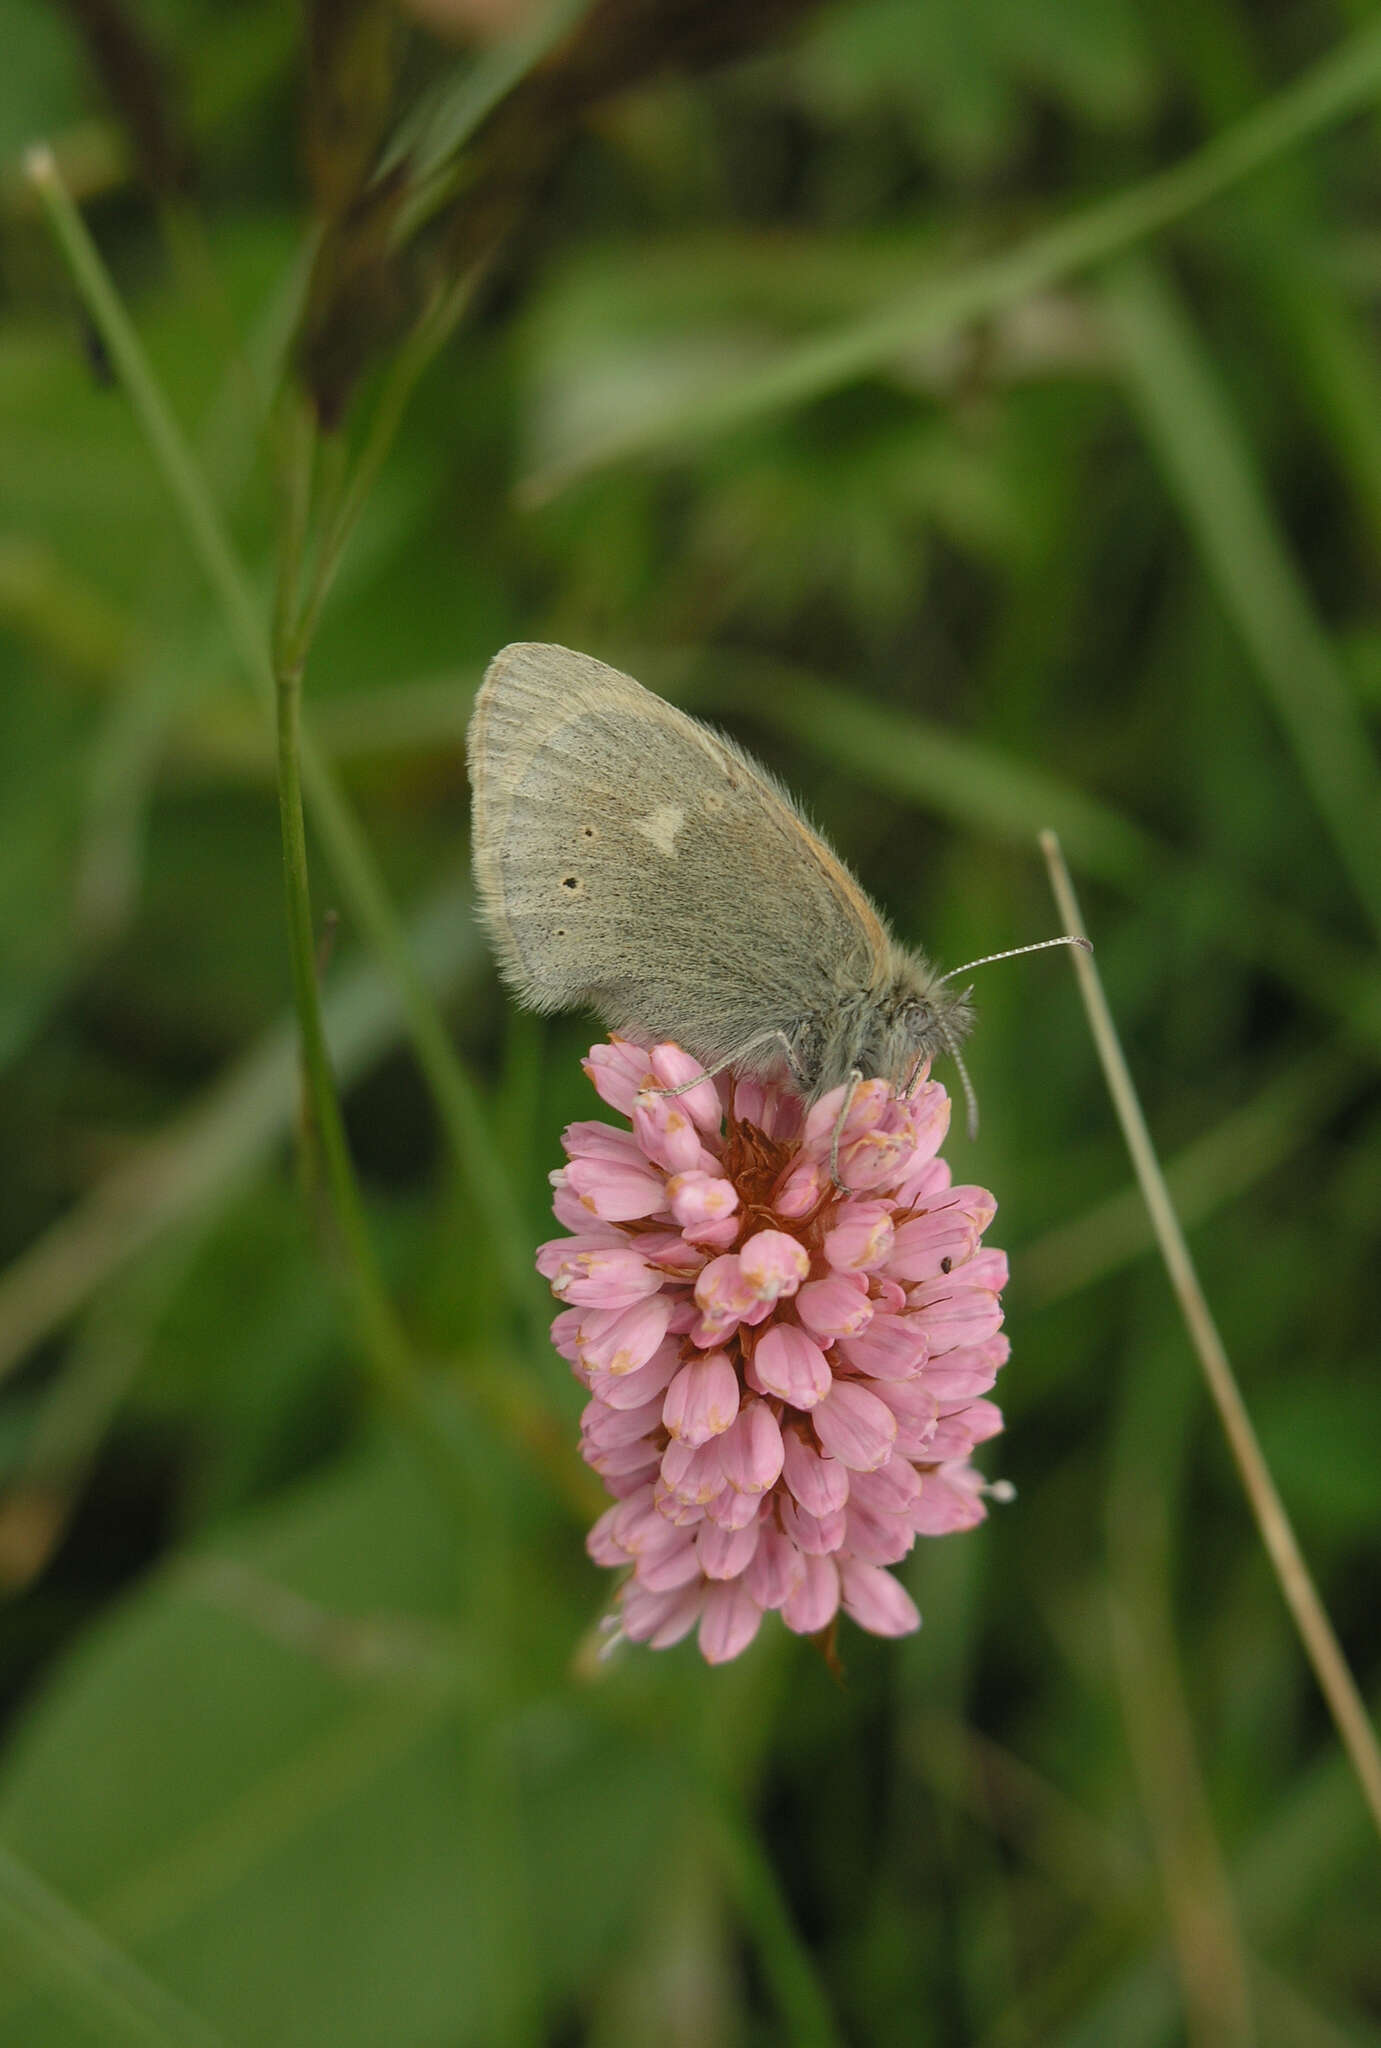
[934,934,1090,987]
[935,1015,980,1142]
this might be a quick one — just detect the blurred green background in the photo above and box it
[2,0,1380,2041]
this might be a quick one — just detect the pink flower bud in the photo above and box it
[552,1247,662,1309]
[563,1156,669,1223]
[823,1201,895,1273]
[696,1518,760,1580]
[633,1090,710,1174]
[744,1525,807,1611]
[781,1553,841,1635]
[738,1230,809,1302]
[844,1498,916,1566]
[781,1424,851,1517]
[666,1170,739,1228]
[797,1273,874,1340]
[779,1497,848,1555]
[577,1295,674,1375]
[620,1582,703,1647]
[836,1312,928,1381]
[838,1557,920,1636]
[698,1580,763,1664]
[811,1378,898,1472]
[718,1399,785,1494]
[751,1325,832,1408]
[648,1044,724,1131]
[662,1351,741,1446]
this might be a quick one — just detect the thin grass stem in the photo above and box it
[1040,829,1381,1846]
[523,15,1381,495]
[24,143,543,1347]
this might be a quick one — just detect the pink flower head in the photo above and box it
[543,1039,1010,1665]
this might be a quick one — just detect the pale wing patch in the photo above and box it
[633,803,686,858]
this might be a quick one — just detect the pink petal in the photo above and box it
[663,1351,741,1446]
[958,1248,1008,1291]
[704,1485,763,1531]
[549,1307,583,1362]
[588,1337,680,1409]
[744,1525,807,1610]
[638,1229,709,1281]
[811,1379,898,1472]
[797,1273,874,1340]
[781,1553,841,1634]
[536,1227,623,1279]
[580,1394,664,1450]
[823,1202,895,1273]
[779,1497,847,1555]
[552,1247,663,1309]
[849,1456,923,1516]
[620,1581,703,1647]
[718,1399,785,1495]
[887,1211,982,1283]
[694,1254,758,1327]
[907,1280,1004,1353]
[648,1044,724,1131]
[635,1531,703,1593]
[587,1499,634,1566]
[869,1377,940,1456]
[698,1580,764,1663]
[577,1294,674,1374]
[893,1153,952,1210]
[772,1154,826,1219]
[561,1121,646,1166]
[838,1557,921,1637]
[666,1170,739,1229]
[738,1230,809,1302]
[843,1497,916,1565]
[653,1482,705,1527]
[551,1180,609,1233]
[562,1157,669,1224]
[781,1424,851,1516]
[922,1335,1009,1407]
[751,1325,833,1409]
[836,1312,927,1381]
[927,1398,1004,1460]
[660,1437,726,1505]
[582,1039,656,1115]
[632,1091,711,1175]
[911,1462,988,1535]
[696,1519,760,1580]
[581,1433,662,1478]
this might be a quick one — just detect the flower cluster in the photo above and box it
[539,1039,1009,1664]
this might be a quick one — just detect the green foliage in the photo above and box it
[2,0,1380,2041]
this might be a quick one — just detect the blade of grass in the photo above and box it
[1019,1041,1361,1306]
[1106,1313,1254,2048]
[0,1844,227,2048]
[1102,254,1381,952]
[24,145,542,1345]
[1040,828,1381,1846]
[270,393,469,1511]
[0,877,481,1386]
[522,16,1381,497]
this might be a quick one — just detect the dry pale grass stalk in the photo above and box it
[1040,829,1381,1844]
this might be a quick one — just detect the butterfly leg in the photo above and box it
[829,1070,863,1190]
[652,1029,806,1099]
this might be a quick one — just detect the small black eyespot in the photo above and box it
[561,875,580,890]
[940,1256,953,1274]
[581,825,597,839]
[555,927,566,938]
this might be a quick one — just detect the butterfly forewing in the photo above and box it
[468,645,890,1070]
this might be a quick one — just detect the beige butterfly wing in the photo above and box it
[467,644,893,1072]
